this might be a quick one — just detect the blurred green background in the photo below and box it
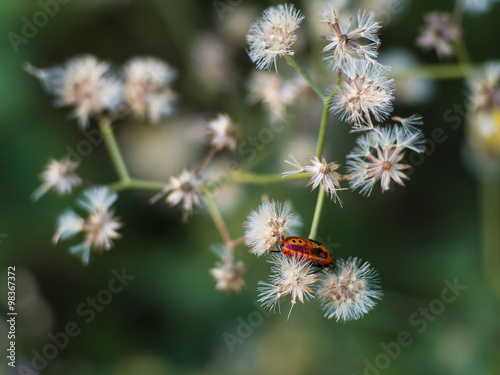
[1,0,500,374]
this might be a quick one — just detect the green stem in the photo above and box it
[481,178,500,298]
[315,88,337,157]
[230,171,311,185]
[391,64,474,80]
[204,192,232,247]
[454,38,472,66]
[108,179,166,192]
[285,55,325,100]
[308,188,325,240]
[99,119,130,183]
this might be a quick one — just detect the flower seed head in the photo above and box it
[258,253,317,318]
[347,126,424,195]
[244,200,302,256]
[246,4,305,71]
[26,55,123,127]
[151,169,204,220]
[207,114,238,152]
[210,246,246,293]
[317,257,382,322]
[331,61,395,130]
[32,157,82,201]
[124,57,177,122]
[416,12,461,58]
[320,4,381,71]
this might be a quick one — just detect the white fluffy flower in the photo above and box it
[331,61,395,130]
[32,157,82,201]
[53,187,122,264]
[124,57,177,122]
[283,154,344,203]
[317,257,382,322]
[209,245,246,293]
[207,114,238,151]
[320,4,381,71]
[347,126,425,195]
[248,71,311,122]
[150,169,204,219]
[244,200,302,256]
[246,4,305,71]
[25,55,122,127]
[416,12,461,58]
[53,210,84,244]
[258,253,318,319]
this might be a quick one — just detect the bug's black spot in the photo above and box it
[291,239,296,243]
[309,239,322,246]
[312,247,327,258]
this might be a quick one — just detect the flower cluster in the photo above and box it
[53,187,122,264]
[244,200,381,321]
[26,55,178,127]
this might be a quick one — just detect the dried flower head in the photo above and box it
[283,154,344,203]
[248,72,310,122]
[246,4,305,71]
[258,253,318,318]
[25,55,122,127]
[53,187,122,264]
[331,61,395,130]
[320,4,381,71]
[32,157,82,201]
[207,114,238,152]
[124,57,177,122]
[416,12,461,58]
[347,126,425,195]
[150,169,204,219]
[209,246,246,293]
[468,62,500,113]
[244,200,302,256]
[317,257,382,322]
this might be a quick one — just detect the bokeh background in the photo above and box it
[1,0,500,374]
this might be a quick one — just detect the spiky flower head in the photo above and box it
[207,114,238,152]
[32,157,82,201]
[258,253,318,319]
[124,57,177,122]
[150,169,204,220]
[283,154,345,203]
[317,257,382,322]
[244,200,302,256]
[246,4,305,71]
[331,61,395,131]
[347,126,425,195]
[25,55,122,127]
[320,4,381,71]
[416,12,461,58]
[53,187,122,264]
